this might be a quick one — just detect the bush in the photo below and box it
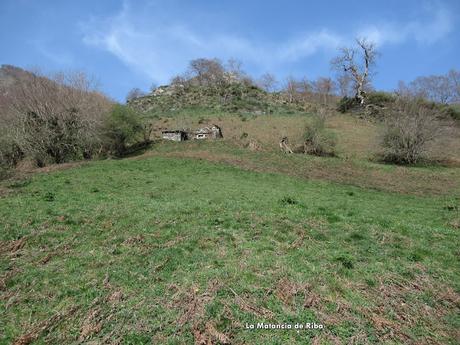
[367,92,396,106]
[380,98,441,164]
[440,104,460,121]
[337,96,358,113]
[0,130,23,180]
[303,116,337,157]
[0,136,23,168]
[103,105,145,156]
[3,70,112,166]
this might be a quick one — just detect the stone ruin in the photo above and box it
[162,124,223,142]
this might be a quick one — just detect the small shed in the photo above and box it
[162,130,187,142]
[194,124,223,140]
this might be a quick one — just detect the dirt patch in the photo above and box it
[193,321,231,345]
[275,278,310,307]
[358,270,460,344]
[230,288,274,319]
[123,235,145,245]
[107,290,124,305]
[13,306,78,345]
[176,286,215,327]
[79,307,103,342]
[0,236,27,256]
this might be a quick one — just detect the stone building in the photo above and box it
[162,130,187,142]
[162,125,223,141]
[193,125,223,140]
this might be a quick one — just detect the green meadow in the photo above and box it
[1,153,459,344]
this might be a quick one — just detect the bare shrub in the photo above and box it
[257,73,278,92]
[4,70,112,166]
[303,116,337,156]
[126,87,146,102]
[380,98,441,164]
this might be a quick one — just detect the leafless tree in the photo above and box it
[313,77,336,105]
[170,74,189,87]
[331,38,378,105]
[4,70,112,166]
[284,76,301,103]
[297,77,313,102]
[336,73,353,97]
[396,71,460,104]
[258,73,278,92]
[188,58,225,86]
[448,69,460,102]
[409,75,452,104]
[149,82,158,93]
[226,58,245,81]
[126,88,146,102]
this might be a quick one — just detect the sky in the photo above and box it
[1,0,459,101]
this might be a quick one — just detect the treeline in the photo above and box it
[0,67,149,178]
[127,54,459,112]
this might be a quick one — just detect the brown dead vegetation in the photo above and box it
[0,236,27,255]
[359,270,460,344]
[193,322,231,345]
[173,280,232,344]
[13,306,78,345]
[229,288,274,319]
[79,307,103,342]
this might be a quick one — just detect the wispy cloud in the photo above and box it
[80,1,455,84]
[32,40,75,66]
[358,4,454,46]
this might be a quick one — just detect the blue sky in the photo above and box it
[1,0,459,101]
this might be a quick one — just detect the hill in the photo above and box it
[1,156,459,344]
[128,81,315,118]
[1,65,460,344]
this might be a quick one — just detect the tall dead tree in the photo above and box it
[332,38,377,105]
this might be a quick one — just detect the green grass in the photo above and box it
[1,156,459,344]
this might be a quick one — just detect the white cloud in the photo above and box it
[357,4,454,46]
[32,40,75,66]
[80,1,455,84]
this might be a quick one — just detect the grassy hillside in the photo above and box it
[129,83,315,118]
[144,112,460,165]
[1,155,459,344]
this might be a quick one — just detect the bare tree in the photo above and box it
[188,58,225,86]
[258,73,278,92]
[313,77,336,105]
[149,82,158,93]
[5,70,112,166]
[284,76,300,103]
[332,38,377,105]
[126,88,146,102]
[409,75,453,104]
[448,69,460,102]
[170,74,189,87]
[336,73,353,97]
[296,77,313,102]
[226,58,245,81]
[397,71,460,104]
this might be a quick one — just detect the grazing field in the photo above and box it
[1,155,459,344]
[146,112,460,163]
